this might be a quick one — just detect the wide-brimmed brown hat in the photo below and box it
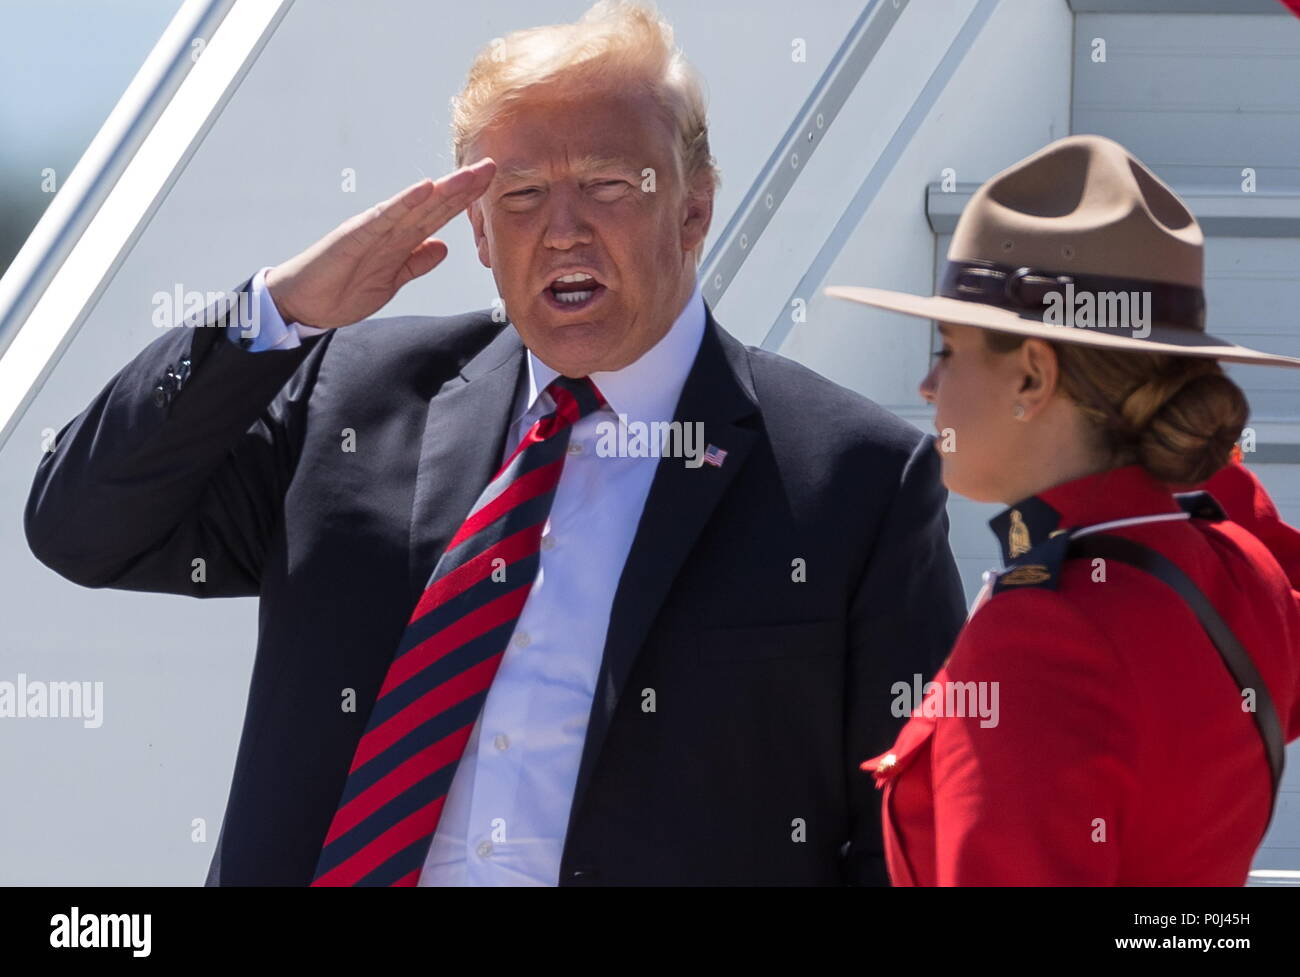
[825,134,1300,368]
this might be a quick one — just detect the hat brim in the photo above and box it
[824,285,1300,368]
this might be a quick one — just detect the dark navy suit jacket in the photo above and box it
[24,275,966,885]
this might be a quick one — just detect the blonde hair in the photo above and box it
[450,0,720,195]
[984,331,1249,486]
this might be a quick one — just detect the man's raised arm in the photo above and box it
[24,160,497,596]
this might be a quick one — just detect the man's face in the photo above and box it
[466,84,712,377]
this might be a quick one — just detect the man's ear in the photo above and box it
[680,172,714,256]
[468,199,491,269]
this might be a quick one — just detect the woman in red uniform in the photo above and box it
[827,134,1300,885]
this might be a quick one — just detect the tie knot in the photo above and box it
[546,375,606,421]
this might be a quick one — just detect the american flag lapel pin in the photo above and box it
[703,443,727,468]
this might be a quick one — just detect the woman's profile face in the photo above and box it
[919,321,1026,503]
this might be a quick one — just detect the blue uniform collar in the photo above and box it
[988,463,1182,566]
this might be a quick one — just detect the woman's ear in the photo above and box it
[1015,339,1060,419]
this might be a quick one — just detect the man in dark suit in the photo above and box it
[24,0,965,885]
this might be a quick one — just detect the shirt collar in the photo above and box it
[516,280,707,426]
[988,463,1181,565]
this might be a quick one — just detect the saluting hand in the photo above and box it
[263,158,497,329]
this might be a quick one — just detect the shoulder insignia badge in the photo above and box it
[1008,509,1032,558]
[990,531,1074,596]
[997,564,1052,586]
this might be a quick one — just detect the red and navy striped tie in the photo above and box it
[312,374,606,885]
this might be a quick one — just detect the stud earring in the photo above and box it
[1013,403,1026,420]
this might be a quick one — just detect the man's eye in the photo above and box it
[505,188,539,198]
[932,348,953,360]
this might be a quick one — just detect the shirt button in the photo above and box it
[541,534,556,551]
[476,841,492,858]
[513,631,530,648]
[494,734,509,751]
[567,441,583,455]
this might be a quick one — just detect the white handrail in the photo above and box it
[0,0,293,451]
[700,0,911,308]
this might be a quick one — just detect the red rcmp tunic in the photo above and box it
[862,459,1300,885]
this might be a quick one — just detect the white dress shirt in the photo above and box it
[241,268,706,884]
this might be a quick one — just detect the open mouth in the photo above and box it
[544,272,607,312]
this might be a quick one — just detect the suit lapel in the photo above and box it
[566,307,761,828]
[406,321,526,603]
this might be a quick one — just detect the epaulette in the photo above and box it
[1172,490,1227,521]
[989,529,1074,595]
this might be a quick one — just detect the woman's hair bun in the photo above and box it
[1123,366,1248,485]
[983,329,1251,486]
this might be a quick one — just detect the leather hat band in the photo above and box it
[939,259,1206,332]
